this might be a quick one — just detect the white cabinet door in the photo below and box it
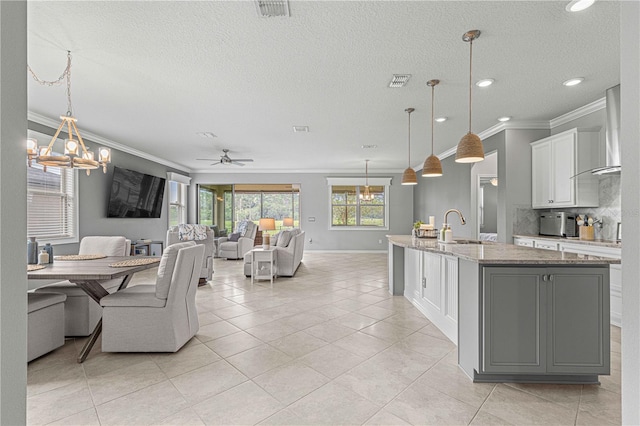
[550,132,576,207]
[421,252,442,310]
[404,248,421,301]
[532,141,552,208]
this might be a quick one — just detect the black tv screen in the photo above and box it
[107,167,166,218]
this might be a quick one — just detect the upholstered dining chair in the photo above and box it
[34,235,130,336]
[100,242,204,352]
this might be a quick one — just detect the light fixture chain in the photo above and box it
[65,51,73,116]
[27,51,74,115]
[468,39,473,132]
[431,85,435,155]
[408,110,411,164]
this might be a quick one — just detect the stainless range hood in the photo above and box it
[592,84,621,175]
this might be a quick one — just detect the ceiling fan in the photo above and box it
[196,148,254,167]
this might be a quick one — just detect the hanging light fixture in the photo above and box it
[423,80,443,177]
[27,51,111,175]
[360,160,374,202]
[455,30,485,163]
[401,108,417,185]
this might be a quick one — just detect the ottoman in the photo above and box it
[28,292,67,362]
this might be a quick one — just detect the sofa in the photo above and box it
[166,225,214,281]
[218,220,258,260]
[244,229,305,277]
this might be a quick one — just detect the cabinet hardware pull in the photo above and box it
[542,274,548,281]
[549,274,554,281]
[422,277,426,288]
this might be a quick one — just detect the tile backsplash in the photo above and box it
[514,175,621,241]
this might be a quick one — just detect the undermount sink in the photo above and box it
[453,239,484,245]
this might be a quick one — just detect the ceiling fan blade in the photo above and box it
[210,161,222,166]
[230,158,254,162]
[231,162,245,167]
[196,158,218,161]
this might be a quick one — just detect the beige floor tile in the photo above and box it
[363,343,441,382]
[226,344,292,378]
[396,331,456,358]
[196,311,222,327]
[151,343,220,378]
[257,408,308,425]
[505,382,583,411]
[576,407,620,425]
[27,381,95,425]
[287,382,381,425]
[331,312,380,330]
[226,312,276,329]
[418,322,455,342]
[170,360,248,403]
[87,359,167,405]
[152,408,205,426]
[360,321,415,343]
[479,384,578,425]
[386,380,478,425]
[96,380,189,425]
[27,339,78,373]
[267,331,328,358]
[47,407,101,426]
[253,362,330,404]
[195,320,241,343]
[599,366,622,395]
[334,359,416,405]
[297,344,366,379]
[204,331,264,357]
[245,320,300,342]
[580,385,622,424]
[212,303,255,319]
[352,293,388,305]
[81,351,152,378]
[416,358,495,408]
[331,298,372,311]
[383,312,432,331]
[470,410,514,425]
[277,311,327,331]
[356,304,396,320]
[304,321,356,342]
[364,409,412,425]
[332,331,392,358]
[306,304,351,320]
[27,361,85,397]
[197,297,238,312]
[192,381,283,425]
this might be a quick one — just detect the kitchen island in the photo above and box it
[387,235,621,384]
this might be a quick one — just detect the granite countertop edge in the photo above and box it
[512,234,621,249]
[387,235,621,265]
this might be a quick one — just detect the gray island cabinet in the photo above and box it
[387,235,619,384]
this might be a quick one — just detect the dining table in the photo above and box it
[27,256,160,363]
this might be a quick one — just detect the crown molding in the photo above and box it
[28,111,192,173]
[191,167,404,174]
[549,96,606,128]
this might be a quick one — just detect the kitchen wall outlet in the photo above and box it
[308,217,316,222]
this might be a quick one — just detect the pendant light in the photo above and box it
[422,80,443,177]
[401,107,418,185]
[360,160,374,202]
[455,30,485,163]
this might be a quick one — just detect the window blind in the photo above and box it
[27,163,76,241]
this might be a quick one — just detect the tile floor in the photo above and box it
[27,252,621,425]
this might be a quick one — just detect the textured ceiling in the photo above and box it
[27,1,620,173]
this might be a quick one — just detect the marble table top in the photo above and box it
[387,235,621,265]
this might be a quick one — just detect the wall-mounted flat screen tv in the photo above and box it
[107,167,166,218]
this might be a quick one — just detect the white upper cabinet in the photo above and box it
[531,128,600,209]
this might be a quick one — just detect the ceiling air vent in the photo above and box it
[293,126,309,133]
[255,0,290,17]
[389,74,411,88]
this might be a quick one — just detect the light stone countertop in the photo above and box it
[512,234,622,249]
[387,235,621,265]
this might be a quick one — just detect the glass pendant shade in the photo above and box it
[422,154,443,176]
[402,167,418,185]
[455,30,485,163]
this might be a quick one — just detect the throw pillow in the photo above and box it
[211,225,219,237]
[228,232,241,242]
[270,232,281,246]
[277,230,292,247]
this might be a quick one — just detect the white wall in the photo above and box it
[620,1,640,423]
[188,172,414,251]
[0,1,27,423]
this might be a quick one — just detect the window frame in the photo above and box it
[167,172,191,227]
[327,177,391,231]
[26,130,79,245]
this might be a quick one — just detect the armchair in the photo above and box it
[218,221,258,260]
[100,242,204,352]
[166,225,214,281]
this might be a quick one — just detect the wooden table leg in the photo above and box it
[73,276,131,363]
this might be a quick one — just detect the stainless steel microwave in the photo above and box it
[539,212,578,237]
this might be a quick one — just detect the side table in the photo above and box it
[251,247,277,285]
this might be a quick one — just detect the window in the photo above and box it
[167,172,191,227]
[327,177,390,230]
[27,160,78,244]
[233,184,300,229]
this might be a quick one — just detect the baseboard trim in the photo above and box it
[304,249,388,254]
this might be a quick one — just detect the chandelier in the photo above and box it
[360,160,374,202]
[27,51,111,175]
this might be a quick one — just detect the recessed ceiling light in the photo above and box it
[361,144,377,149]
[255,0,290,17]
[497,116,511,122]
[563,77,584,86]
[435,117,447,123]
[566,0,595,12]
[389,74,411,88]
[475,79,494,87]
[292,126,309,133]
[196,132,217,138]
